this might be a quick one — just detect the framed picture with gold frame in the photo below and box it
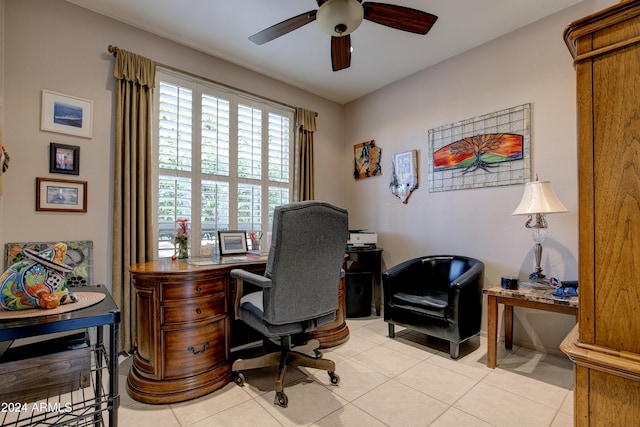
[36,177,87,213]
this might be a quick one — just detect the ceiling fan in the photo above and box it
[249,0,438,72]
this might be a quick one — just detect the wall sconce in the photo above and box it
[512,179,568,286]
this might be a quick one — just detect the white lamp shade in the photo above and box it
[316,0,364,36]
[512,181,568,215]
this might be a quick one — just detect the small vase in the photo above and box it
[178,240,189,259]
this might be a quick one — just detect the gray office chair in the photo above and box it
[230,201,348,407]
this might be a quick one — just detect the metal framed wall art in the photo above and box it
[428,103,531,192]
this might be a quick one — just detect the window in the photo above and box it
[155,70,293,258]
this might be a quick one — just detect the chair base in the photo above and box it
[231,338,338,408]
[388,323,461,359]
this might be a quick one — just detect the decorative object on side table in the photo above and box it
[0,242,78,310]
[174,219,189,259]
[512,178,568,288]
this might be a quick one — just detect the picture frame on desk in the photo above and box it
[218,230,247,255]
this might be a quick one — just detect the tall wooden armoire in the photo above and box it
[562,1,640,425]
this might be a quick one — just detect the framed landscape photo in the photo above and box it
[41,90,93,138]
[49,143,80,175]
[36,178,87,213]
[218,230,247,255]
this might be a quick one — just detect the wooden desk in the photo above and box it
[127,257,348,404]
[484,286,578,369]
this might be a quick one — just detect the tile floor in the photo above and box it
[117,317,574,426]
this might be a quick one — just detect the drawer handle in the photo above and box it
[196,308,202,314]
[188,342,209,355]
[196,286,202,292]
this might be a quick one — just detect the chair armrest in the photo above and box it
[230,269,272,320]
[450,261,484,289]
[382,257,423,282]
[230,269,272,288]
[382,257,423,301]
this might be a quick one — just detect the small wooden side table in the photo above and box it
[484,286,578,368]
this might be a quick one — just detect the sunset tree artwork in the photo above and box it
[433,133,523,173]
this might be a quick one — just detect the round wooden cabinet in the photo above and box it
[127,258,349,404]
[127,259,264,404]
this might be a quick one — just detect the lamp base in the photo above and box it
[529,270,546,283]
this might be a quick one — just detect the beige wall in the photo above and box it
[1,0,346,288]
[342,0,615,353]
[1,0,618,354]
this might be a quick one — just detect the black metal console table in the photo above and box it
[0,285,120,427]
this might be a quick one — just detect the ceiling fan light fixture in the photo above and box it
[316,0,364,36]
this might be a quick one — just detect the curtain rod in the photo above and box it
[107,45,317,117]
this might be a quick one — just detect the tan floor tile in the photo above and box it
[483,368,571,410]
[353,379,448,426]
[169,382,253,426]
[351,345,421,378]
[187,399,282,427]
[118,403,181,427]
[255,379,348,427]
[455,382,558,426]
[305,358,389,402]
[430,407,494,427]
[396,360,479,405]
[329,334,379,358]
[312,403,387,427]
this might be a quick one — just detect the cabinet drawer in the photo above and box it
[162,320,226,379]
[162,276,225,301]
[161,296,226,325]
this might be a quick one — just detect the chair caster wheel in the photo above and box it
[314,348,322,359]
[275,391,288,407]
[328,371,340,385]
[233,372,245,386]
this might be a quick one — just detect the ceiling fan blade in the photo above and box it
[249,10,318,45]
[331,35,351,71]
[362,2,437,35]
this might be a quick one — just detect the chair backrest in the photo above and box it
[262,201,348,325]
[421,256,477,292]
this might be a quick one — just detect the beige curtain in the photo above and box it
[112,49,156,353]
[295,108,316,201]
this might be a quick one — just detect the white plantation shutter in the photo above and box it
[155,69,293,257]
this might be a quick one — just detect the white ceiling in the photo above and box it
[67,0,582,104]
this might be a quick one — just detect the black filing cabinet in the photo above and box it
[344,248,383,317]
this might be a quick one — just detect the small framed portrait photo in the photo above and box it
[49,143,80,175]
[218,230,247,255]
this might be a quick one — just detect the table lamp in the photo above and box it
[512,179,568,285]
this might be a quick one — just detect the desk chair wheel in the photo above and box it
[275,391,288,407]
[328,371,340,385]
[233,372,245,386]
